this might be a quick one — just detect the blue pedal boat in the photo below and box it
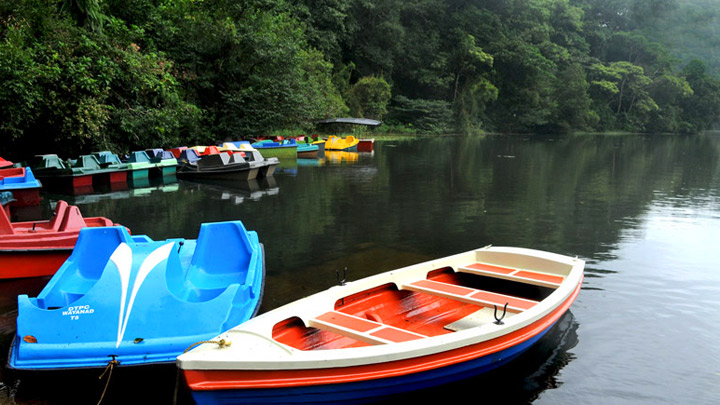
[8,221,265,370]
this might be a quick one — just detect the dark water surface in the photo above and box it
[1,134,719,404]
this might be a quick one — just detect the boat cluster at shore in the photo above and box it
[0,133,584,404]
[0,135,373,200]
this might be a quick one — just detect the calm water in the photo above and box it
[1,134,719,404]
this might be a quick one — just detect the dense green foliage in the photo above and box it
[2,0,720,158]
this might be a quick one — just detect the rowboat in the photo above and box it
[251,140,299,159]
[0,196,119,279]
[0,166,42,208]
[325,135,359,151]
[358,138,375,152]
[297,143,319,159]
[178,246,583,404]
[177,152,261,181]
[9,220,265,370]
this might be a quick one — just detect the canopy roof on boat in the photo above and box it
[315,118,382,126]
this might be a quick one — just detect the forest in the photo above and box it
[2,0,720,158]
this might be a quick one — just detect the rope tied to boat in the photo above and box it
[97,357,119,405]
[183,338,232,353]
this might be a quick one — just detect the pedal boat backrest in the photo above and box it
[179,149,201,164]
[197,152,230,169]
[71,155,103,174]
[33,226,134,309]
[166,221,260,303]
[0,192,14,235]
[128,151,152,164]
[32,154,68,170]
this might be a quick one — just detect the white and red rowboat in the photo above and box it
[177,246,584,404]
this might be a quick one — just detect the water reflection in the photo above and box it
[324,151,359,164]
[2,134,720,404]
[179,177,279,205]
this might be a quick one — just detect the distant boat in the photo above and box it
[178,246,583,404]
[0,156,14,169]
[72,154,129,185]
[315,118,382,127]
[124,151,155,180]
[0,166,42,207]
[358,138,375,152]
[167,146,188,159]
[145,149,179,176]
[0,196,119,279]
[191,145,222,156]
[325,135,360,151]
[297,143,319,159]
[31,154,127,191]
[9,220,265,369]
[177,152,260,181]
[232,143,280,178]
[251,140,299,159]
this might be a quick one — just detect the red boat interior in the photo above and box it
[272,267,555,351]
[0,167,26,180]
[0,200,114,238]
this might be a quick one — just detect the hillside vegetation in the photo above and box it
[2,0,720,158]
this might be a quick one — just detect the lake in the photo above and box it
[1,133,719,404]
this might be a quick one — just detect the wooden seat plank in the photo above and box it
[403,279,539,313]
[309,311,426,345]
[460,262,564,288]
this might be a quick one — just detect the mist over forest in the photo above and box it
[2,0,720,159]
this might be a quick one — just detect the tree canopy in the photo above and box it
[2,0,720,158]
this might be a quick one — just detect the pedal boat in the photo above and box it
[178,246,584,404]
[145,149,179,176]
[325,135,360,151]
[0,156,13,169]
[0,199,118,279]
[0,166,42,207]
[177,152,261,181]
[31,154,93,190]
[124,151,156,180]
[297,143,319,159]
[251,140,299,159]
[9,220,265,369]
[89,151,135,186]
[228,143,279,178]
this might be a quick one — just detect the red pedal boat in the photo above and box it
[0,198,120,279]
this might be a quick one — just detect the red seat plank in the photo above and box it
[460,262,563,288]
[310,311,426,344]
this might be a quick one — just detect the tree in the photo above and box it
[553,63,597,131]
[589,61,658,130]
[346,76,392,119]
[679,59,720,133]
